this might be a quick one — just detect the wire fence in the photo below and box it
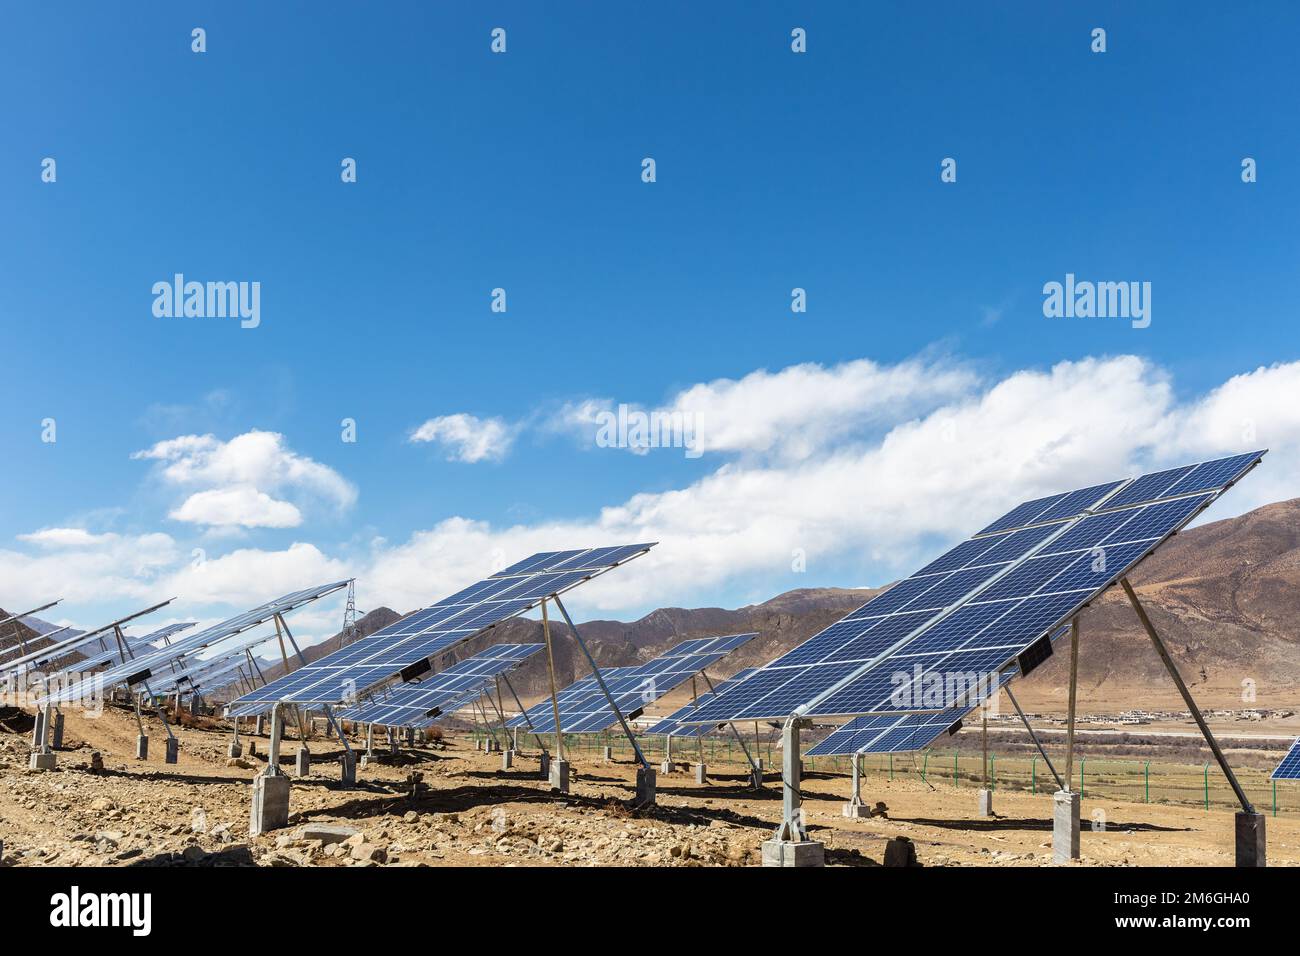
[473,729,1300,818]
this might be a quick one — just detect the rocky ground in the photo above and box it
[0,703,1297,867]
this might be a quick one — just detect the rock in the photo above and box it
[182,845,207,864]
[403,811,418,824]
[90,797,115,811]
[226,758,252,769]
[297,824,358,846]
[350,843,387,863]
[94,830,124,847]
[883,836,918,868]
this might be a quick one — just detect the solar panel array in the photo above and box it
[508,633,756,734]
[230,545,654,707]
[0,599,174,677]
[643,668,758,737]
[45,581,350,704]
[805,670,1015,756]
[331,643,545,727]
[70,622,198,674]
[1272,738,1300,781]
[687,451,1264,725]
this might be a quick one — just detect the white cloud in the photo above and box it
[551,356,980,460]
[169,487,302,529]
[134,430,356,529]
[410,414,516,463]
[0,531,179,609]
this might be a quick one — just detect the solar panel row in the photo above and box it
[508,633,757,734]
[642,667,758,737]
[686,451,1264,725]
[1272,739,1300,780]
[231,545,654,707]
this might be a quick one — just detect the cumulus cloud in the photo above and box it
[133,430,356,529]
[0,531,179,608]
[409,414,517,463]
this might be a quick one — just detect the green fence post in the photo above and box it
[1031,755,1037,795]
[1144,761,1150,803]
[954,750,959,787]
[889,754,894,781]
[1203,762,1210,811]
[922,752,929,784]
[990,754,996,791]
[1079,757,1086,798]
[1273,779,1277,818]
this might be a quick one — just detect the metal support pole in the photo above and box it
[266,703,284,775]
[699,672,760,777]
[323,705,353,759]
[981,715,988,789]
[501,674,549,757]
[775,717,809,841]
[1121,578,1255,814]
[1064,618,1079,791]
[552,595,649,771]
[540,600,564,761]
[1005,683,1063,790]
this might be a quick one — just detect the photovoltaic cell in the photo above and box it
[686,451,1264,724]
[507,633,756,734]
[230,545,654,706]
[642,668,758,737]
[1272,739,1300,780]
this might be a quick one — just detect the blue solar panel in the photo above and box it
[1272,738,1300,780]
[687,452,1264,724]
[508,633,756,734]
[332,643,544,727]
[230,545,654,707]
[642,668,758,737]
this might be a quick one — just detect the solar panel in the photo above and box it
[43,581,350,704]
[1272,738,1300,780]
[67,623,198,674]
[687,451,1265,724]
[0,600,175,677]
[508,633,757,735]
[230,545,654,707]
[330,643,544,727]
[643,668,758,737]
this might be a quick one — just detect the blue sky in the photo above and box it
[3,3,1299,653]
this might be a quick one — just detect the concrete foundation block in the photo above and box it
[51,713,65,750]
[694,763,707,784]
[255,715,265,736]
[228,741,243,758]
[635,767,657,806]
[297,823,357,845]
[29,751,57,771]
[977,788,993,817]
[165,737,179,764]
[660,759,673,774]
[135,735,149,760]
[1053,789,1081,864]
[246,740,257,757]
[549,759,570,793]
[360,753,377,767]
[761,839,825,867]
[538,752,550,778]
[295,748,311,776]
[249,773,291,836]
[1235,812,1266,868]
[502,750,514,770]
[603,746,612,761]
[842,800,870,818]
[340,752,356,787]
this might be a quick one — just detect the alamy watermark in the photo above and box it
[889,666,1001,714]
[1042,273,1150,329]
[152,274,260,329]
[595,404,701,459]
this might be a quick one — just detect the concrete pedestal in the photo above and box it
[404,727,415,747]
[340,752,356,787]
[255,715,265,736]
[249,773,291,836]
[761,839,825,867]
[501,750,514,770]
[29,751,57,771]
[228,741,243,758]
[635,767,657,806]
[538,752,550,778]
[295,748,311,776]
[51,712,65,749]
[1235,812,1267,867]
[165,737,179,764]
[694,763,707,784]
[549,759,570,793]
[660,759,673,774]
[246,740,257,756]
[360,753,377,767]
[603,746,613,762]
[135,735,149,760]
[1053,790,1081,863]
[842,799,870,818]
[977,788,993,817]
[883,836,918,867]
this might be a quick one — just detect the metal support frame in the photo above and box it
[322,704,353,760]
[540,600,565,761]
[1120,578,1255,814]
[501,673,549,757]
[1064,618,1079,791]
[774,716,810,842]
[1004,683,1063,790]
[266,703,284,775]
[699,671,761,781]
[273,614,311,745]
[552,595,650,772]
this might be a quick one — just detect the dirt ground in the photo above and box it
[0,703,1296,868]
